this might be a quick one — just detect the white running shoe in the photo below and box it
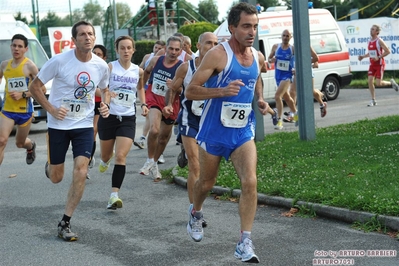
[107,195,123,210]
[234,238,260,263]
[187,214,203,242]
[150,164,162,181]
[188,204,207,228]
[89,157,95,169]
[158,154,165,164]
[139,160,154,175]
[391,79,399,92]
[274,120,283,130]
[367,100,377,107]
[134,137,145,149]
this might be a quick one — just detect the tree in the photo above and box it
[71,8,85,24]
[14,12,29,25]
[257,0,281,11]
[82,0,104,26]
[115,3,133,28]
[198,0,218,24]
[39,11,64,37]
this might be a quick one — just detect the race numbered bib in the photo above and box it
[7,77,28,92]
[276,60,290,71]
[61,98,88,119]
[152,79,167,97]
[191,100,204,116]
[112,88,135,107]
[220,101,251,128]
[369,50,377,58]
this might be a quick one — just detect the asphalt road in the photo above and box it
[0,88,398,266]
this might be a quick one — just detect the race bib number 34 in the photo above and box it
[221,101,251,128]
[152,80,167,97]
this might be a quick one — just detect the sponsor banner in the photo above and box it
[47,26,103,57]
[338,18,399,71]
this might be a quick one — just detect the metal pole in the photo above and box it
[113,0,118,30]
[240,0,264,141]
[69,0,73,26]
[292,1,316,140]
[163,1,167,39]
[35,0,41,42]
[31,0,37,26]
[334,5,337,20]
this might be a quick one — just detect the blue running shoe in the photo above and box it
[271,108,278,126]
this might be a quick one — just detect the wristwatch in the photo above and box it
[22,91,27,98]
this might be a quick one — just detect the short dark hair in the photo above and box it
[166,36,183,48]
[228,2,258,28]
[93,44,107,58]
[12,34,28,47]
[71,21,95,39]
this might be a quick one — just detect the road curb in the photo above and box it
[173,172,399,232]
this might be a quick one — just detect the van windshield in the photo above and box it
[0,39,48,69]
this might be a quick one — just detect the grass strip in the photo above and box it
[177,115,399,216]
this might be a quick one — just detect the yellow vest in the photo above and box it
[3,57,33,113]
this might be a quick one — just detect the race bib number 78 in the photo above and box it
[220,101,251,128]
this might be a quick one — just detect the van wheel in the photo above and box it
[322,76,340,101]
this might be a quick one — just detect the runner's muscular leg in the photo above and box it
[231,140,258,232]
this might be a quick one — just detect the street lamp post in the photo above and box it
[324,5,337,20]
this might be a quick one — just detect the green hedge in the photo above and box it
[133,22,219,65]
[132,41,155,65]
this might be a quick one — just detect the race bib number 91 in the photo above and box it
[113,88,135,107]
[220,101,251,128]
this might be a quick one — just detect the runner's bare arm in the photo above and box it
[186,46,239,100]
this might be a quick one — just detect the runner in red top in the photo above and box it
[358,24,399,106]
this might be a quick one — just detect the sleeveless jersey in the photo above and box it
[144,52,155,69]
[146,56,182,119]
[177,59,204,129]
[178,50,187,62]
[109,60,140,116]
[274,44,294,81]
[368,38,385,66]
[2,57,33,113]
[196,42,259,147]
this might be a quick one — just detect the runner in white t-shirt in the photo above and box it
[29,21,110,242]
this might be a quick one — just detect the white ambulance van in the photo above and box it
[0,16,51,123]
[213,8,353,101]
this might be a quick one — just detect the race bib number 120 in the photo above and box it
[7,77,28,92]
